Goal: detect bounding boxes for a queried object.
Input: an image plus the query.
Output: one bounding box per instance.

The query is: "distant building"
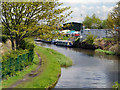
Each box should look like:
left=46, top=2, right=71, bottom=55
left=62, top=22, right=83, bottom=31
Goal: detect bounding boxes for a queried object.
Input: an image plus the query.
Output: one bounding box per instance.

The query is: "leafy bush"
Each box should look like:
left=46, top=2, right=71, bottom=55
left=0, top=35, right=9, bottom=43
left=85, top=32, right=97, bottom=45
left=75, top=37, right=80, bottom=42
left=112, top=81, right=120, bottom=90
left=73, top=37, right=80, bottom=46
left=19, top=38, right=35, bottom=50
left=2, top=49, right=34, bottom=78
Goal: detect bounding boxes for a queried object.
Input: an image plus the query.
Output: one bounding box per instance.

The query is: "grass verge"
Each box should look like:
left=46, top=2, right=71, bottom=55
left=2, top=45, right=72, bottom=88
left=95, top=49, right=116, bottom=55
left=15, top=46, right=72, bottom=88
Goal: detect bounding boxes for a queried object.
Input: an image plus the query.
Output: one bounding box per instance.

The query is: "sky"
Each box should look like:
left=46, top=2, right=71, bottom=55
left=59, top=0, right=119, bottom=23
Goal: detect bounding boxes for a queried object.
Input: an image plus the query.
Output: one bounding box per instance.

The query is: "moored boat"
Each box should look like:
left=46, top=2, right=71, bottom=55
left=55, top=40, right=73, bottom=47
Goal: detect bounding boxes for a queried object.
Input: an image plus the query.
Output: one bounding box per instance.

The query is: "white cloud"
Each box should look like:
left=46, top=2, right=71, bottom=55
left=59, top=0, right=119, bottom=22
left=89, top=6, right=94, bottom=10
left=60, top=0, right=119, bottom=4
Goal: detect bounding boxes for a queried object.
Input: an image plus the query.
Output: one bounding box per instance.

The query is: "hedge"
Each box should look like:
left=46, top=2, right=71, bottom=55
left=1, top=38, right=35, bottom=79
left=1, top=49, right=34, bottom=79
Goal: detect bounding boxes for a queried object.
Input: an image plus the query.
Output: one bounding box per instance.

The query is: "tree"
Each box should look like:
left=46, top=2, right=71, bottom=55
left=106, top=13, right=114, bottom=29
left=83, top=14, right=102, bottom=29
left=108, top=1, right=120, bottom=43
left=111, top=1, right=120, bottom=27
left=101, top=20, right=107, bottom=29
left=83, top=15, right=92, bottom=29
left=1, top=1, right=72, bottom=50
left=91, top=14, right=102, bottom=29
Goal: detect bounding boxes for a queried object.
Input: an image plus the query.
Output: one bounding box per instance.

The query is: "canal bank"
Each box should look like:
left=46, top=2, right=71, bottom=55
left=37, top=42, right=120, bottom=88
left=73, top=37, right=120, bottom=56
left=2, top=45, right=72, bottom=88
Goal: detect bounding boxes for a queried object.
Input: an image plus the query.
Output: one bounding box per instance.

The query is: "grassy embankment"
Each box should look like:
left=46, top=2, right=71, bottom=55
left=2, top=45, right=72, bottom=88
left=95, top=49, right=116, bottom=55
left=94, top=38, right=119, bottom=55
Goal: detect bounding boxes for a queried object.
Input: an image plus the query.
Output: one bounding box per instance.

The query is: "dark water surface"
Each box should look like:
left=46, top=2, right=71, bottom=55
left=36, top=42, right=120, bottom=88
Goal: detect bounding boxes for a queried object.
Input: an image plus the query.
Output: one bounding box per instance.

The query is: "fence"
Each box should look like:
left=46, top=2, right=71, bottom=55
left=1, top=50, right=34, bottom=78
left=81, top=29, right=113, bottom=40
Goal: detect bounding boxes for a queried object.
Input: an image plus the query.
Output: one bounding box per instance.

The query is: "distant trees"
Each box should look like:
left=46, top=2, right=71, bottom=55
left=82, top=15, right=92, bottom=29
left=101, top=20, right=107, bottom=29
left=91, top=14, right=102, bottom=29
left=83, top=14, right=102, bottom=29
left=2, top=1, right=72, bottom=50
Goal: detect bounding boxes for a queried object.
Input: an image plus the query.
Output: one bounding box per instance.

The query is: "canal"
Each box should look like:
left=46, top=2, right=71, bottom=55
left=36, top=42, right=120, bottom=88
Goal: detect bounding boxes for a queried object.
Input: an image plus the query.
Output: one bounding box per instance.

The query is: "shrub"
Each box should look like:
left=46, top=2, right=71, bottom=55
left=2, top=49, right=34, bottom=78
left=19, top=38, right=35, bottom=50
left=75, top=37, right=80, bottom=42
left=85, top=32, right=97, bottom=45
left=0, top=35, right=9, bottom=43
left=112, top=81, right=120, bottom=90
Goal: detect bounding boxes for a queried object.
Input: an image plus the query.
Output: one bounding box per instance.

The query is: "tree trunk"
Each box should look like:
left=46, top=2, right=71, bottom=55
left=11, top=40, right=15, bottom=50
left=16, top=39, right=19, bottom=50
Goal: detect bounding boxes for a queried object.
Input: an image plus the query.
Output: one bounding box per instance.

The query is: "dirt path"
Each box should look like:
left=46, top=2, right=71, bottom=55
left=9, top=52, right=42, bottom=88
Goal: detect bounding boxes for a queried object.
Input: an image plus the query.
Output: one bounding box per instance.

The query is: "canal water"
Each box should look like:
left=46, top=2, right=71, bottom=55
left=36, top=42, right=120, bottom=88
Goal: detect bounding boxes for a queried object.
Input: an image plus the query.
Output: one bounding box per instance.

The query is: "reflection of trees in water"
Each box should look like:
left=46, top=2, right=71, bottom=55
left=67, top=47, right=95, bottom=55
left=66, top=47, right=120, bottom=61
left=94, top=53, right=120, bottom=61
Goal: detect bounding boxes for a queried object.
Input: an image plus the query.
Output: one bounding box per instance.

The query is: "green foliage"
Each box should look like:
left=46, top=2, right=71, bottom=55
left=102, top=37, right=114, bottom=41
left=16, top=46, right=72, bottom=88
left=112, top=81, right=120, bottom=90
left=85, top=32, right=97, bottom=45
left=106, top=1, right=120, bottom=43
left=75, top=37, right=80, bottom=42
left=1, top=2, right=72, bottom=50
left=83, top=14, right=102, bottom=29
left=101, top=20, right=108, bottom=29
left=2, top=49, right=34, bottom=79
left=83, top=15, right=92, bottom=29
left=58, top=35, right=70, bottom=40
left=0, top=35, right=9, bottom=43
left=111, top=1, right=120, bottom=27
left=46, top=48, right=72, bottom=67
left=95, top=49, right=116, bottom=55
left=91, top=14, right=102, bottom=29
left=106, top=13, right=114, bottom=29
left=2, top=45, right=72, bottom=88
left=2, top=50, right=39, bottom=88
left=73, top=37, right=80, bottom=46
left=19, top=38, right=35, bottom=50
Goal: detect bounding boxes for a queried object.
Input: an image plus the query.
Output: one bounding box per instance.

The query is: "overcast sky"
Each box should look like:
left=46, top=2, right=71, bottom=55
left=59, top=0, right=119, bottom=23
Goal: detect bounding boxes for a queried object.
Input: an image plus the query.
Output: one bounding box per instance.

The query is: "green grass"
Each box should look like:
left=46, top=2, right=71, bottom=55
left=46, top=48, right=72, bottom=67
left=95, top=49, right=116, bottom=55
left=102, top=37, right=114, bottom=41
left=16, top=46, right=61, bottom=88
left=2, top=45, right=72, bottom=88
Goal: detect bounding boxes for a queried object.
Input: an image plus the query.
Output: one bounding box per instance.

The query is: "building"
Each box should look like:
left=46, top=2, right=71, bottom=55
left=62, top=22, right=83, bottom=31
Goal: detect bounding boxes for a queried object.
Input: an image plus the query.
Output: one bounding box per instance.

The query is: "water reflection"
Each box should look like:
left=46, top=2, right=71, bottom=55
left=36, top=42, right=120, bottom=88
